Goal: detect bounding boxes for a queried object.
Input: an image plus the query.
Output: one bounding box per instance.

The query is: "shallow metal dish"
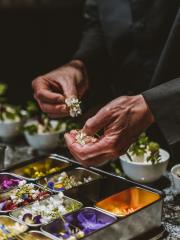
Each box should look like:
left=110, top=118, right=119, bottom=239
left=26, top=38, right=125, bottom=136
left=0, top=184, right=52, bottom=213
left=19, top=230, right=53, bottom=240
left=41, top=207, right=116, bottom=240
left=0, top=215, right=28, bottom=238
left=0, top=173, right=23, bottom=193
left=37, top=167, right=102, bottom=193
left=95, top=186, right=161, bottom=217
left=10, top=156, right=71, bottom=181
left=10, top=194, right=83, bottom=227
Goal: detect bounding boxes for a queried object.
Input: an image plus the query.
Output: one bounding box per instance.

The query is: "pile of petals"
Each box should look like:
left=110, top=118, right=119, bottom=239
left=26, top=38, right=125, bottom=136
left=54, top=209, right=111, bottom=240
left=19, top=192, right=81, bottom=225
left=65, top=209, right=111, bottom=236
left=23, top=165, right=62, bottom=179
left=0, top=222, right=27, bottom=239
left=55, top=223, right=85, bottom=240
left=0, top=180, right=50, bottom=211
left=47, top=171, right=93, bottom=191
left=0, top=177, right=22, bottom=191
left=70, top=130, right=98, bottom=146
left=65, top=98, right=82, bottom=118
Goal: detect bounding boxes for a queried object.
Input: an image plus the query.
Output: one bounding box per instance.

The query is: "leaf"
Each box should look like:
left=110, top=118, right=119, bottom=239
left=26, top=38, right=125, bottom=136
left=0, top=83, right=7, bottom=96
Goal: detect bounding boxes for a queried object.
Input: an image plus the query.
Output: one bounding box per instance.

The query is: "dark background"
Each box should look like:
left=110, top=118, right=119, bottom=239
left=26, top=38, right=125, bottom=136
left=0, top=0, right=84, bottom=105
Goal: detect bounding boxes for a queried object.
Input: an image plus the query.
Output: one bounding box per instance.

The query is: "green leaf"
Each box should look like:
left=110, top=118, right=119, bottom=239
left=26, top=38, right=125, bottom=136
left=0, top=83, right=7, bottom=96
left=23, top=125, right=38, bottom=135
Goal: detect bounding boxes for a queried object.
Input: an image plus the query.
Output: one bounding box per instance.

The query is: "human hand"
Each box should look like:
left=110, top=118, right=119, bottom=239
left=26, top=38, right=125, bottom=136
left=32, top=60, right=89, bottom=118
left=65, top=95, right=155, bottom=167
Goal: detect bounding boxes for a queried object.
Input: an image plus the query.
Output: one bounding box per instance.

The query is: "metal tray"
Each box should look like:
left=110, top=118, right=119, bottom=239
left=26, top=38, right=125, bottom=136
left=8, top=155, right=71, bottom=181
left=0, top=173, right=24, bottom=193
left=37, top=167, right=102, bottom=193
left=19, top=230, right=53, bottom=240
left=1, top=154, right=164, bottom=240
left=41, top=207, right=117, bottom=240
left=0, top=215, right=28, bottom=237
left=10, top=195, right=83, bottom=228
left=0, top=183, right=52, bottom=213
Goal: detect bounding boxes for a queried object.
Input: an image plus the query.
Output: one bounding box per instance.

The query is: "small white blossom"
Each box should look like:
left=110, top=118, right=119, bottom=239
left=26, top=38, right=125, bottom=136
left=65, top=98, right=82, bottom=118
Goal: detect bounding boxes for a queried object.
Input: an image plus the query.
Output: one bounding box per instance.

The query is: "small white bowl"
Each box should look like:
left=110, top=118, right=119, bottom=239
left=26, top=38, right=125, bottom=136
left=0, top=120, right=22, bottom=141
left=120, top=149, right=169, bottom=184
left=24, top=131, right=61, bottom=152
left=24, top=120, right=64, bottom=152
left=24, top=128, right=60, bottom=152
left=171, top=164, right=180, bottom=194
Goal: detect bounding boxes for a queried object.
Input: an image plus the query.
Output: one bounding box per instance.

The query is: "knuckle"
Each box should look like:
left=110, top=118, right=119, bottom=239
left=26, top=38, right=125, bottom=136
left=32, top=76, right=42, bottom=87
left=36, top=90, right=44, bottom=99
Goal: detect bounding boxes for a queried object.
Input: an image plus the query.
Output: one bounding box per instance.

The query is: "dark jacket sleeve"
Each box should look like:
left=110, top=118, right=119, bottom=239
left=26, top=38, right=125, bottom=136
left=73, top=0, right=109, bottom=78
left=143, top=78, right=180, bottom=159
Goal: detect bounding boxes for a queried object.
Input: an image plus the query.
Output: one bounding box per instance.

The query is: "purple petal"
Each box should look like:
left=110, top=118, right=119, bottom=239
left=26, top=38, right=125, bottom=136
left=47, top=181, right=54, bottom=189
left=33, top=215, right=42, bottom=224
left=77, top=211, right=105, bottom=232
left=0, top=201, right=6, bottom=210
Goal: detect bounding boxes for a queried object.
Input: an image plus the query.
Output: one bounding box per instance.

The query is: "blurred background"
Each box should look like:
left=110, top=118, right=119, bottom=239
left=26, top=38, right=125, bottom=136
left=0, top=0, right=84, bottom=105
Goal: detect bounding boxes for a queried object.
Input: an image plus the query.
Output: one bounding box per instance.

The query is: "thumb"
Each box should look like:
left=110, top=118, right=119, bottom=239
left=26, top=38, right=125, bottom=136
left=82, top=108, right=110, bottom=136
left=60, top=78, right=78, bottom=99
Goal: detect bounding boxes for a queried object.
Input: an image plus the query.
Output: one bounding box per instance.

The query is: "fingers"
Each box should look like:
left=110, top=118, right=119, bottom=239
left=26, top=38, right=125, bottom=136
left=82, top=108, right=111, bottom=136
left=60, top=78, right=78, bottom=99
left=34, top=89, right=65, bottom=104
left=32, top=77, right=65, bottom=104
left=36, top=98, right=69, bottom=117
left=64, top=133, right=112, bottom=167
left=65, top=133, right=110, bottom=159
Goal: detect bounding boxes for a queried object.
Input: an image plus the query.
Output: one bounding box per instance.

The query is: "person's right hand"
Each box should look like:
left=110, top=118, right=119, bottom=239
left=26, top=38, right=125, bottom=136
left=32, top=60, right=89, bottom=118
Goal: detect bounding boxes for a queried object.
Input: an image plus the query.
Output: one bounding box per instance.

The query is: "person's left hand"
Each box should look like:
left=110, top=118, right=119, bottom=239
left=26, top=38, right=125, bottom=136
left=64, top=95, right=155, bottom=167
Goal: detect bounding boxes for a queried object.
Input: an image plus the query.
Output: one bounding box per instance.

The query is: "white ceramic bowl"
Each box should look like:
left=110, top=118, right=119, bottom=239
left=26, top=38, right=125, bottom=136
left=120, top=149, right=170, bottom=183
left=171, top=164, right=180, bottom=194
left=0, top=120, right=21, bottom=141
left=25, top=131, right=61, bottom=151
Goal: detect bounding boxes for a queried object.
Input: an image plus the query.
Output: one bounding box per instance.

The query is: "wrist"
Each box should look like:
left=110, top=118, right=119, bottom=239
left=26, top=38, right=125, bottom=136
left=137, top=94, right=155, bottom=125
left=69, top=59, right=89, bottom=81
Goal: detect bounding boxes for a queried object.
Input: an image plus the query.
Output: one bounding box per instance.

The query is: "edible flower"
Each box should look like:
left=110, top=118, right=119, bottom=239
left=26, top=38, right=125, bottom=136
left=65, top=98, right=82, bottom=118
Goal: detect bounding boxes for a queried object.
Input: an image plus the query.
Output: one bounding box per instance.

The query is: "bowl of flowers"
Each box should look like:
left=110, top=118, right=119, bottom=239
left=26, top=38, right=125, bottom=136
left=0, top=83, right=27, bottom=141
left=23, top=114, right=67, bottom=151
left=23, top=100, right=80, bottom=151
left=120, top=133, right=170, bottom=183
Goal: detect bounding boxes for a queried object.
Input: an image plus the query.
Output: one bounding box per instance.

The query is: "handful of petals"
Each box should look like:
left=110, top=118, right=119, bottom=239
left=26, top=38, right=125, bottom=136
left=70, top=130, right=98, bottom=146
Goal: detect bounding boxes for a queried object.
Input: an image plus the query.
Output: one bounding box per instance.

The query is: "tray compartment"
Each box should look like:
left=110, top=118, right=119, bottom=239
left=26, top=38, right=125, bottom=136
left=0, top=173, right=23, bottom=193
left=10, top=194, right=83, bottom=227
left=19, top=230, right=53, bottom=239
left=0, top=215, right=28, bottom=238
left=0, top=184, right=51, bottom=213
left=41, top=207, right=116, bottom=239
left=37, top=167, right=102, bottom=192
left=95, top=187, right=160, bottom=217
left=10, top=156, right=71, bottom=181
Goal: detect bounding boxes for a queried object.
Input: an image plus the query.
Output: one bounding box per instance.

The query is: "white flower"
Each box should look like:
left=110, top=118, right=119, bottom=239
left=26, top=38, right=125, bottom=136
left=18, top=180, right=27, bottom=187
left=58, top=191, right=64, bottom=199
left=65, top=98, right=82, bottom=118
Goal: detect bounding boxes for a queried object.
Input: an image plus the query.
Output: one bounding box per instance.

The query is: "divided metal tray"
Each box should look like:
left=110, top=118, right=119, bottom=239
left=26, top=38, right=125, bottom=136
left=0, top=154, right=165, bottom=240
